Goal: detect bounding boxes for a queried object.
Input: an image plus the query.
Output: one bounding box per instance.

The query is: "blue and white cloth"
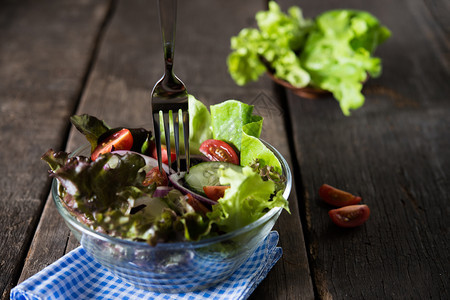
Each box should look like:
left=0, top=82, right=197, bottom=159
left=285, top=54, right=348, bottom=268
left=11, top=231, right=282, bottom=300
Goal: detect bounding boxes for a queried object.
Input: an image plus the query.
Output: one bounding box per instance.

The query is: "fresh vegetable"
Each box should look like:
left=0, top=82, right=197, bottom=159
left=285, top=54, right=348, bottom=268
left=207, top=166, right=289, bottom=232
left=43, top=96, right=289, bottom=245
left=169, top=172, right=218, bottom=206
left=186, top=194, right=211, bottom=214
left=319, top=184, right=362, bottom=207
left=184, top=161, right=242, bottom=195
left=143, top=166, right=169, bottom=187
left=199, top=139, right=239, bottom=164
left=42, top=149, right=213, bottom=244
left=328, top=204, right=370, bottom=228
left=209, top=99, right=281, bottom=172
left=91, top=128, right=133, bottom=161
left=250, top=158, right=286, bottom=192
left=70, top=114, right=152, bottom=156
left=70, top=114, right=110, bottom=152
left=203, top=186, right=230, bottom=202
left=151, top=144, right=176, bottom=166
left=227, top=1, right=391, bottom=115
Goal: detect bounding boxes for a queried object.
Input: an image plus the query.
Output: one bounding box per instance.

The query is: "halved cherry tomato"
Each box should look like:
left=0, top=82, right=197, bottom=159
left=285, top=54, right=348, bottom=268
left=151, top=144, right=176, bottom=165
left=328, top=204, right=370, bottom=228
left=199, top=139, right=239, bottom=165
left=319, top=184, right=362, bottom=207
left=186, top=194, right=210, bottom=214
left=203, top=186, right=230, bottom=201
left=143, top=166, right=168, bottom=187
left=91, top=128, right=133, bottom=160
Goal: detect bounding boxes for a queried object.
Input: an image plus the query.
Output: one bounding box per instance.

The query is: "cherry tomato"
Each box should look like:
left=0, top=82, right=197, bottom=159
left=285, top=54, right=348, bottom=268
left=319, top=184, right=362, bottom=207
left=203, top=185, right=230, bottom=201
left=328, top=204, right=370, bottom=228
left=151, top=144, right=176, bottom=165
left=199, top=139, right=239, bottom=165
left=186, top=194, right=210, bottom=214
left=143, top=166, right=168, bottom=187
left=91, top=128, right=133, bottom=160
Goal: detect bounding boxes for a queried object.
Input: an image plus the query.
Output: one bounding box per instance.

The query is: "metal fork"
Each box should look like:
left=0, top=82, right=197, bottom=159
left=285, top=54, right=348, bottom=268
left=151, top=0, right=189, bottom=174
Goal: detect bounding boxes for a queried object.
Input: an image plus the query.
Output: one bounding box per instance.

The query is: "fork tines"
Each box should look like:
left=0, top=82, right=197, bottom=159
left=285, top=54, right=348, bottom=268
left=152, top=99, right=189, bottom=174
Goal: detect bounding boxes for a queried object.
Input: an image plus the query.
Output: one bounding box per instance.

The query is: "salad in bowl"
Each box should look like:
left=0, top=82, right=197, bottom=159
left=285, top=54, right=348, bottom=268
left=42, top=96, right=291, bottom=292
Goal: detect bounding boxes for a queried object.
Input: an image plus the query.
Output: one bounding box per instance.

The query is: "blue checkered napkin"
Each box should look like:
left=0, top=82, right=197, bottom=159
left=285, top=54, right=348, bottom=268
left=11, top=231, right=282, bottom=300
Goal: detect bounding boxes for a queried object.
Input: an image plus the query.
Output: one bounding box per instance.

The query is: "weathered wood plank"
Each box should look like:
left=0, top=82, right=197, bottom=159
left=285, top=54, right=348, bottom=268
left=0, top=0, right=111, bottom=298
left=278, top=0, right=450, bottom=298
left=25, top=0, right=314, bottom=298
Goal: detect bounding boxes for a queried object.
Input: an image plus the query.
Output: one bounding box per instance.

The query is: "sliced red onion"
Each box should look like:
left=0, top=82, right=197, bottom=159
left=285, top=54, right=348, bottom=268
left=153, top=186, right=173, bottom=198
left=168, top=172, right=218, bottom=206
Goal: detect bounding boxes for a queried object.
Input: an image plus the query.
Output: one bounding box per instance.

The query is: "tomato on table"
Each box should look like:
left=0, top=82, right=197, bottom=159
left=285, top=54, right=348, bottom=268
left=199, top=139, right=239, bottom=165
left=203, top=185, right=230, bottom=201
left=328, top=204, right=370, bottom=228
left=91, top=128, right=133, bottom=160
left=319, top=184, right=362, bottom=207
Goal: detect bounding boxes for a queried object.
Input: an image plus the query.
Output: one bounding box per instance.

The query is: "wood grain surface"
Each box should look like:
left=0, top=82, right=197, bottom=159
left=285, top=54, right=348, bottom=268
left=0, top=0, right=110, bottom=298
left=1, top=0, right=448, bottom=299
left=280, top=0, right=449, bottom=298
left=13, top=0, right=314, bottom=299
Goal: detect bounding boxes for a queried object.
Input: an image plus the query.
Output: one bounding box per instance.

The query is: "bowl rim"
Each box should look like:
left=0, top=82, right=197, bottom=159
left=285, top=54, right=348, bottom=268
left=52, top=139, right=292, bottom=249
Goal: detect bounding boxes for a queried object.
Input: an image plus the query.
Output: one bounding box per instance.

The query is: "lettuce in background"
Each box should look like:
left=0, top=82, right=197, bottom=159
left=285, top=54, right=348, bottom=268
left=301, top=9, right=391, bottom=115
left=227, top=2, right=391, bottom=115
left=228, top=2, right=311, bottom=88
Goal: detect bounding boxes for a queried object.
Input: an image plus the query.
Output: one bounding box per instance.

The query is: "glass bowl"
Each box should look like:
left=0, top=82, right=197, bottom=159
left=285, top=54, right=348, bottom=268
left=52, top=140, right=292, bottom=293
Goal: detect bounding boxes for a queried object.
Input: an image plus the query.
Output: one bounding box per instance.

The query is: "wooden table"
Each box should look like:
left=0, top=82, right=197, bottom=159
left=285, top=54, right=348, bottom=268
left=1, top=0, right=448, bottom=299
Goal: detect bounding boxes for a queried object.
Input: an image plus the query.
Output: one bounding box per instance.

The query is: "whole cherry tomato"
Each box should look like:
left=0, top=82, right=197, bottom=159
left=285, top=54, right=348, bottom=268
left=199, top=139, right=239, bottom=165
left=319, top=184, right=362, bottom=207
left=328, top=204, right=370, bottom=228
left=91, top=128, right=133, bottom=160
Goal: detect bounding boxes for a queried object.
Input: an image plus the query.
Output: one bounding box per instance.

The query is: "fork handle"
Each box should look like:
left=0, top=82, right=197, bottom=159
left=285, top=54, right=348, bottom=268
left=157, top=0, right=177, bottom=76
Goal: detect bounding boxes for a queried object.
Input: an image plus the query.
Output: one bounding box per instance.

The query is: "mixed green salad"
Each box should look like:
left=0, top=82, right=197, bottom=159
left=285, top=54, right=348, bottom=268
left=42, top=96, right=289, bottom=246
left=228, top=2, right=391, bottom=115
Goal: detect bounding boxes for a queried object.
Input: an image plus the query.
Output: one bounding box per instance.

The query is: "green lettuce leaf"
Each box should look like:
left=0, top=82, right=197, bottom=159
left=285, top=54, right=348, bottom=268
left=188, top=94, right=213, bottom=153
left=241, top=129, right=282, bottom=173
left=70, top=114, right=111, bottom=152
left=227, top=3, right=391, bottom=115
left=210, top=99, right=281, bottom=171
left=159, top=94, right=213, bottom=154
left=210, top=100, right=256, bottom=150
left=301, top=9, right=391, bottom=115
left=227, top=1, right=311, bottom=88
left=207, top=166, right=289, bottom=232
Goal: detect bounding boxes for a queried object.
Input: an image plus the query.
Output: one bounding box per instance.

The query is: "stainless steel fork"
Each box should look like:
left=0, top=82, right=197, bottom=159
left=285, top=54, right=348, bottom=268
left=152, top=0, right=189, bottom=174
